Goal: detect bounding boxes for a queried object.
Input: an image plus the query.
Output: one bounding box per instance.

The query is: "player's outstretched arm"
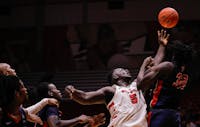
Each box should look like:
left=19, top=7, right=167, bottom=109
left=25, top=98, right=59, bottom=125
left=137, top=30, right=169, bottom=90
left=153, top=29, right=170, bottom=65
left=137, top=56, right=154, bottom=90
left=48, top=114, right=94, bottom=127
left=26, top=98, right=59, bottom=114
left=65, top=85, right=114, bottom=105
left=84, top=113, right=106, bottom=127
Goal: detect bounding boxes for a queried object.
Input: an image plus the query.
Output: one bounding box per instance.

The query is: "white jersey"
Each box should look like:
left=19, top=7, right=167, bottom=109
left=107, top=81, right=147, bottom=127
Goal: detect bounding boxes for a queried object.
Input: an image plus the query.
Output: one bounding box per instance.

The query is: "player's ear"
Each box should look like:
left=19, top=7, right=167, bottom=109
left=48, top=91, right=53, bottom=96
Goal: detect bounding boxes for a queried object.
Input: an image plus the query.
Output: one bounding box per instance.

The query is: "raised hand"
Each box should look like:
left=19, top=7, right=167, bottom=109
left=64, top=85, right=75, bottom=99
left=26, top=111, right=43, bottom=125
left=47, top=98, right=59, bottom=107
left=143, top=56, right=154, bottom=69
left=88, top=113, right=106, bottom=127
left=78, top=114, right=92, bottom=124
left=157, top=29, right=170, bottom=46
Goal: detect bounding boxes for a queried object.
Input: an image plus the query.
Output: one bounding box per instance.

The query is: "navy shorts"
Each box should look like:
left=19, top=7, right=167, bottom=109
left=148, top=109, right=181, bottom=127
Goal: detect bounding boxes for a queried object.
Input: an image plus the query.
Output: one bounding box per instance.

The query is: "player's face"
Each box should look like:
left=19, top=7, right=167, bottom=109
left=113, top=68, right=132, bottom=85
left=0, top=63, right=16, bottom=76
left=48, top=83, right=62, bottom=99
left=113, top=68, right=132, bottom=79
left=16, top=80, right=28, bottom=104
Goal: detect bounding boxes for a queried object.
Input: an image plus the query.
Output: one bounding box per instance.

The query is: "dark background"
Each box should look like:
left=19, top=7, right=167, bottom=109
left=1, top=0, right=200, bottom=126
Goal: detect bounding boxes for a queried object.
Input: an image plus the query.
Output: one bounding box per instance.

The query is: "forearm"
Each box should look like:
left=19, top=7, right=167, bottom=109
left=138, top=70, right=159, bottom=91
left=137, top=61, right=147, bottom=87
left=26, top=98, right=49, bottom=114
left=153, top=44, right=165, bottom=65
left=71, top=89, right=105, bottom=105
left=154, top=29, right=169, bottom=64
left=72, top=90, right=97, bottom=105
left=56, top=118, right=83, bottom=127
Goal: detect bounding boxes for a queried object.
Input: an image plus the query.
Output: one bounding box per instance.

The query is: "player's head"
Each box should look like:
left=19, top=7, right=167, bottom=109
left=0, top=63, right=16, bottom=76
left=166, top=40, right=192, bottom=67
left=0, top=75, right=28, bottom=108
left=107, top=68, right=132, bottom=86
left=37, top=82, right=62, bottom=101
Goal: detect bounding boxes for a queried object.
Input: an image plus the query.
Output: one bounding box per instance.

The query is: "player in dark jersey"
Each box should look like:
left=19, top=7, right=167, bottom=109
left=138, top=38, right=193, bottom=127
left=36, top=82, right=106, bottom=127
left=0, top=75, right=29, bottom=127
left=0, top=63, right=61, bottom=126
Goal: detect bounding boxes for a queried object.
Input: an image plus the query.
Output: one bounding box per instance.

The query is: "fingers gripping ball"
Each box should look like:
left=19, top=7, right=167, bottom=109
left=158, top=7, right=179, bottom=28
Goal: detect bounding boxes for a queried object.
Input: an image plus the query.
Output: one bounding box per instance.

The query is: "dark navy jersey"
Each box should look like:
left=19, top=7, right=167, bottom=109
left=1, top=107, right=27, bottom=127
left=150, top=65, right=190, bottom=109
left=37, top=105, right=60, bottom=127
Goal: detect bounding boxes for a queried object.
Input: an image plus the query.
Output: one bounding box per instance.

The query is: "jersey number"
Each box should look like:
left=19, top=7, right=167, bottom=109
left=129, top=93, right=138, bottom=104
left=172, top=72, right=189, bottom=90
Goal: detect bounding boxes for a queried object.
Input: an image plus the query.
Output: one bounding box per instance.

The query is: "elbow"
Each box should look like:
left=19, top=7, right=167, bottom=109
left=165, top=62, right=174, bottom=70
left=55, top=120, right=65, bottom=127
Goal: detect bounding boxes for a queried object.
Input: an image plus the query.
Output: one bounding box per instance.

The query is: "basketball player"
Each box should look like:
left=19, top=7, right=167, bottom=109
left=138, top=35, right=193, bottom=126
left=0, top=63, right=16, bottom=76
left=0, top=63, right=105, bottom=127
left=36, top=82, right=106, bottom=127
left=0, top=63, right=59, bottom=125
left=65, top=29, right=169, bottom=127
left=0, top=75, right=32, bottom=127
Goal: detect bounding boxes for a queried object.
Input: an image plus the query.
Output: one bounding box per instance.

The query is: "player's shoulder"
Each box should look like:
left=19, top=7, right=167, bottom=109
left=100, top=86, right=115, bottom=94
left=163, top=61, right=174, bottom=66
left=157, top=61, right=175, bottom=71
left=158, top=61, right=175, bottom=78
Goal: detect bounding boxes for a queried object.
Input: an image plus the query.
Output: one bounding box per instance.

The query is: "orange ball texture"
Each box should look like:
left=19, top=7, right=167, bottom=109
left=158, top=7, right=179, bottom=28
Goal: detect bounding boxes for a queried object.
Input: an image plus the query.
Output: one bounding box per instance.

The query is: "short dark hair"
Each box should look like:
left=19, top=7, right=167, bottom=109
left=36, top=82, right=50, bottom=100
left=0, top=75, right=21, bottom=107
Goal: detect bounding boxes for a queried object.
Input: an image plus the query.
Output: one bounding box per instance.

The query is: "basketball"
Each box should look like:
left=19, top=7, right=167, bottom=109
left=158, top=7, right=179, bottom=28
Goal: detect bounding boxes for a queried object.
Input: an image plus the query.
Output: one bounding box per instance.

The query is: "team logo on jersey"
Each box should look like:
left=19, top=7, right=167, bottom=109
left=172, top=72, right=189, bottom=90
